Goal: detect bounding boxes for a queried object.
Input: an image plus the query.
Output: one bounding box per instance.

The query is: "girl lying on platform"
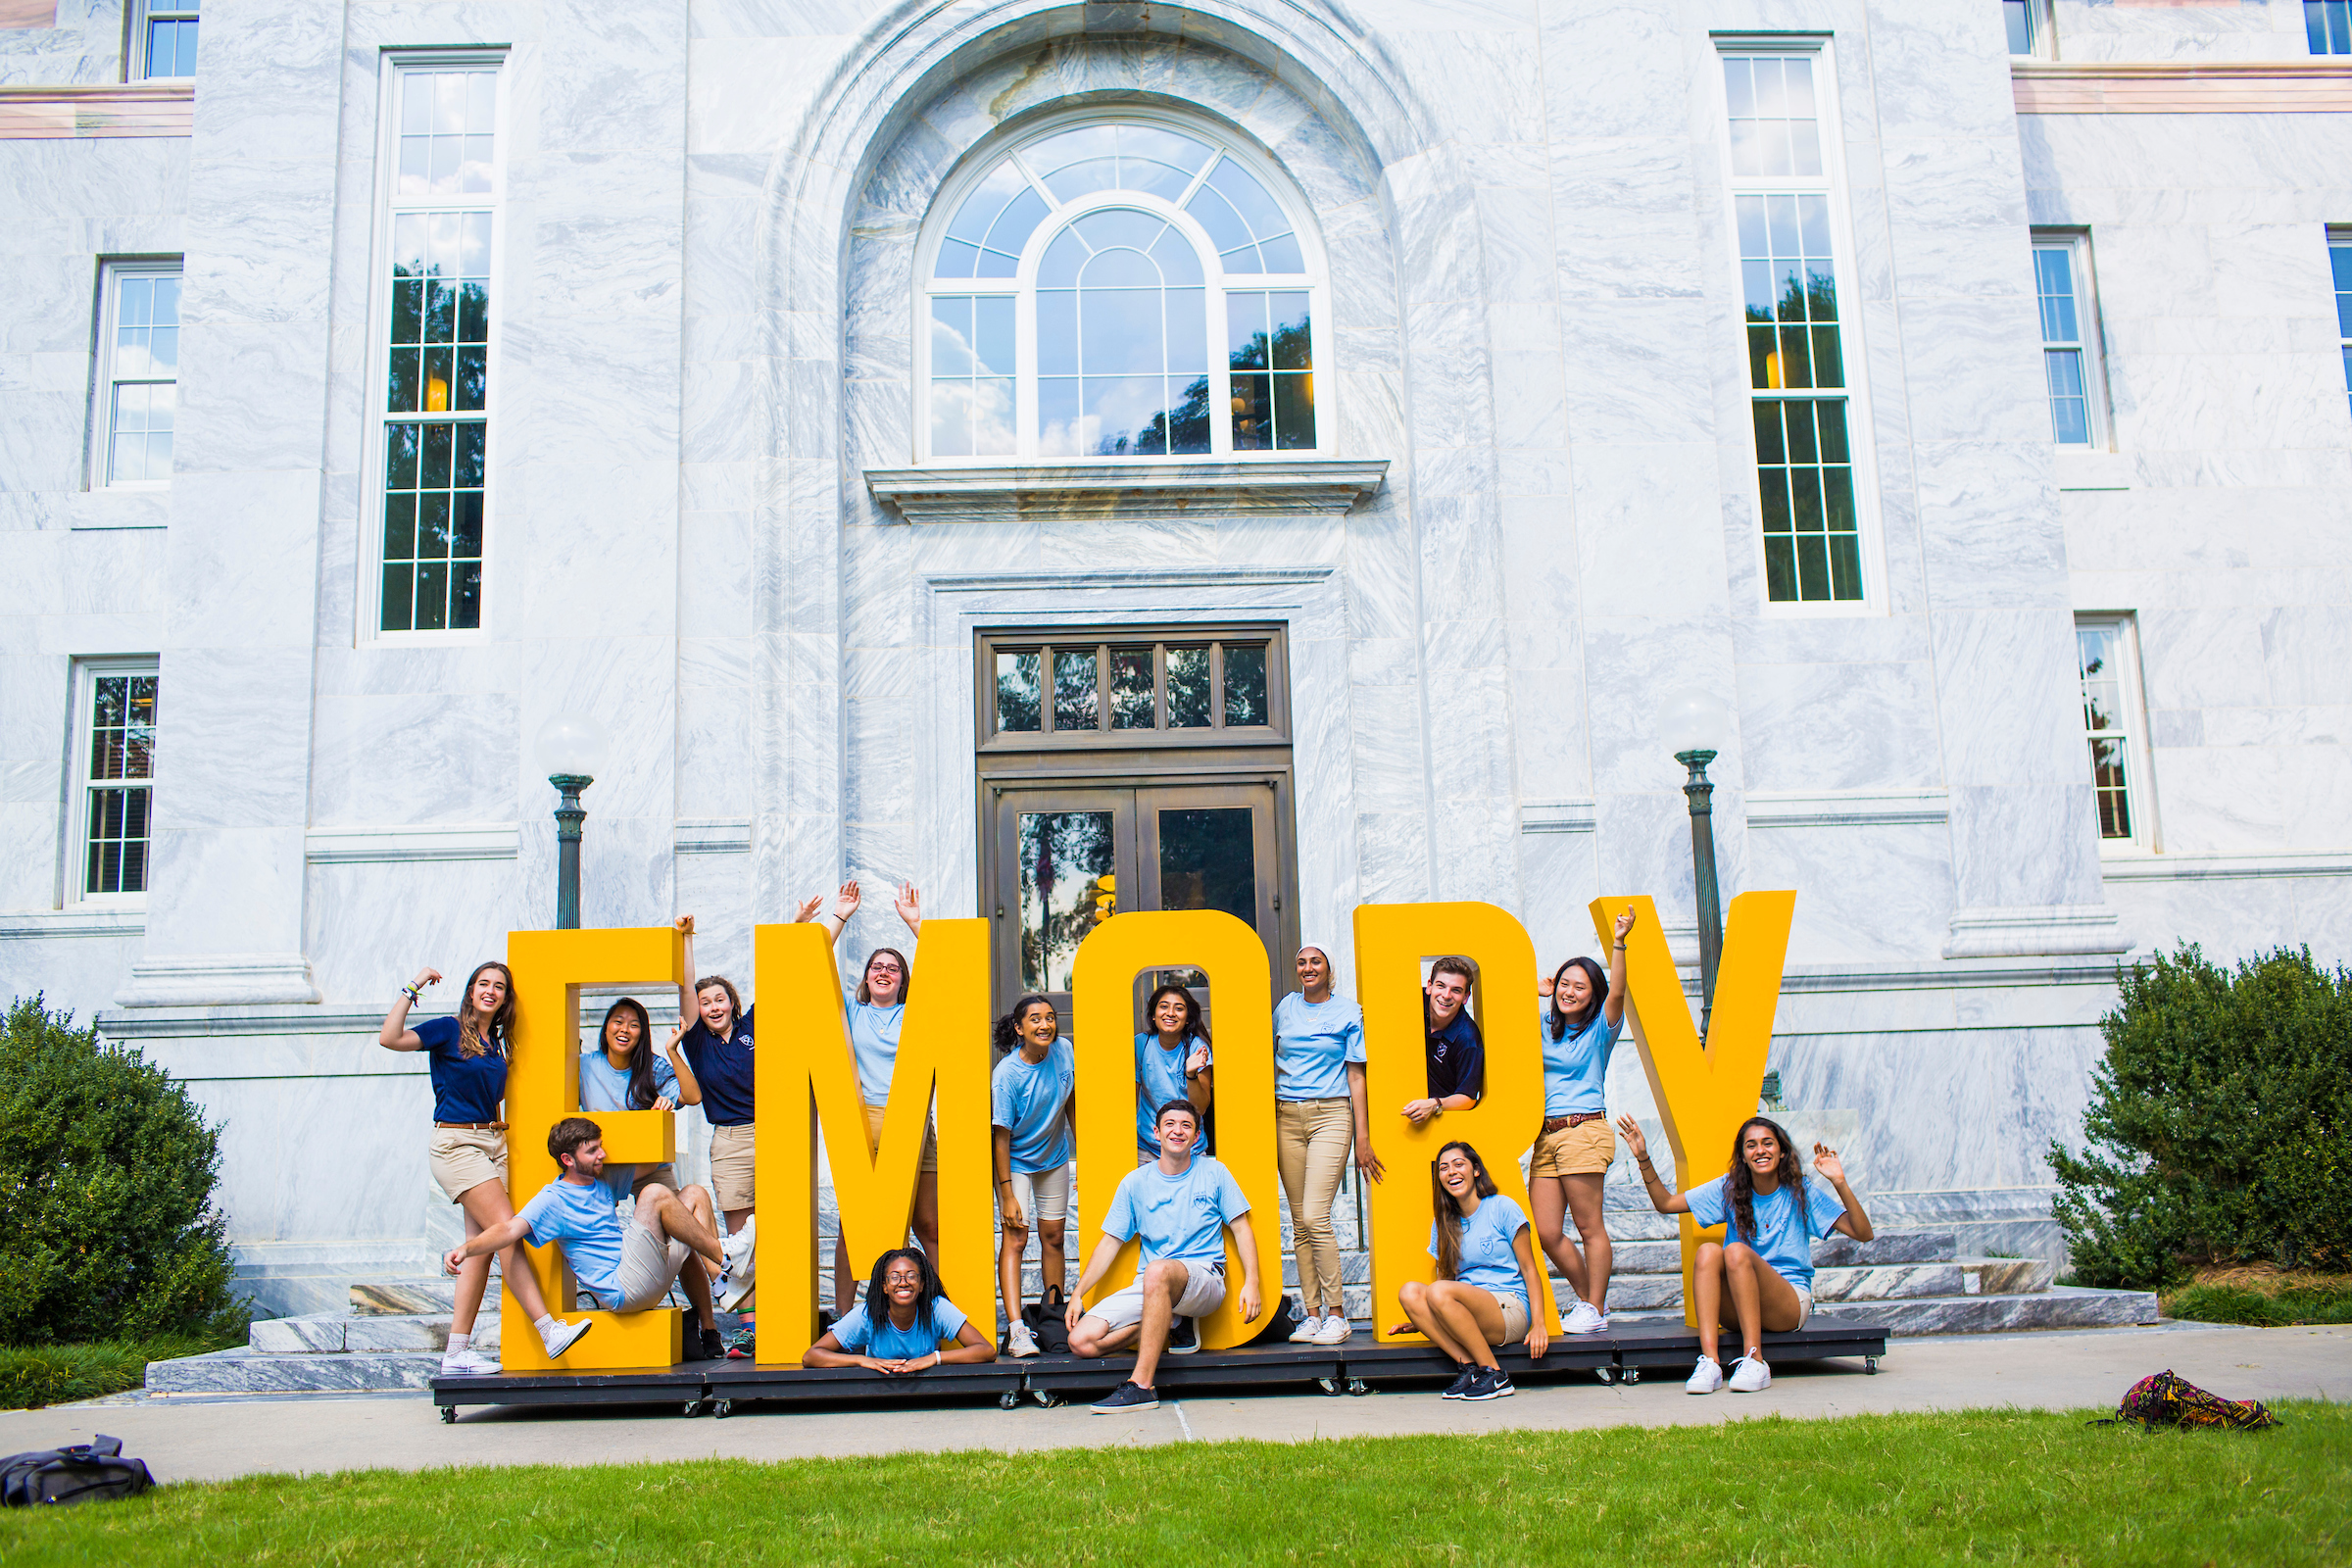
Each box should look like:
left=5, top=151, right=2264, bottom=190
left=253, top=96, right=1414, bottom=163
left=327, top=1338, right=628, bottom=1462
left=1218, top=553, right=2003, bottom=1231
left=1389, top=1140, right=1549, bottom=1401
left=1616, top=1113, right=1872, bottom=1395
left=803, top=1249, right=996, bottom=1375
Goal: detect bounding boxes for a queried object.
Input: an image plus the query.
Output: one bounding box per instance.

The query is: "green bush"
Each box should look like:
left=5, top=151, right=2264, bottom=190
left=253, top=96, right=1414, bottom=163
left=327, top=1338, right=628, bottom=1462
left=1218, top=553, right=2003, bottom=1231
left=2162, top=1282, right=2352, bottom=1328
left=0, top=995, right=247, bottom=1346
left=2049, top=945, right=2352, bottom=1290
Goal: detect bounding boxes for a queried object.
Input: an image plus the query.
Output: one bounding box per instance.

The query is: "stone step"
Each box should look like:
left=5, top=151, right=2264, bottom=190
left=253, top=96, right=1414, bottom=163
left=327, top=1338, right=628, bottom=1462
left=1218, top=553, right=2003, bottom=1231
left=1958, top=1256, right=2060, bottom=1296
left=1817, top=1284, right=2158, bottom=1337
left=250, top=1311, right=466, bottom=1354
left=352, top=1281, right=458, bottom=1317
left=146, top=1347, right=446, bottom=1396
left=1814, top=1232, right=1957, bottom=1267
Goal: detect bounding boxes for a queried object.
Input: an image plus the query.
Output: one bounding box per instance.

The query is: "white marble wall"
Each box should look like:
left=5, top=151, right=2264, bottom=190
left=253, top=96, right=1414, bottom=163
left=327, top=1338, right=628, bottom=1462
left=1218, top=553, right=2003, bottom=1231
left=0, top=0, right=127, bottom=84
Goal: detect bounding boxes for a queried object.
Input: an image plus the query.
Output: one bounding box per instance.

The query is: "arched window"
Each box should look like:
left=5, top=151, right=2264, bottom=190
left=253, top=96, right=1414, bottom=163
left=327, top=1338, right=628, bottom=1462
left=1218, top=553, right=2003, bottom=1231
left=920, top=115, right=1321, bottom=463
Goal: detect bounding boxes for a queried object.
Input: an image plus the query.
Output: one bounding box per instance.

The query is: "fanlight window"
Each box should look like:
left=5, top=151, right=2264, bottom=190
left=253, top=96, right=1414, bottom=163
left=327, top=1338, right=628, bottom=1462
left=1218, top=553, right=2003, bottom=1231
left=923, top=119, right=1320, bottom=462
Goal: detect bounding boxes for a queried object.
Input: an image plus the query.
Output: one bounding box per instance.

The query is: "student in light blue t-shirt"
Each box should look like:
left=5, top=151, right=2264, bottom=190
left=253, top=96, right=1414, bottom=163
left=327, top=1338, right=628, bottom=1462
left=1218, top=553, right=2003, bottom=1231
left=1135, top=983, right=1213, bottom=1159
left=1529, top=905, right=1637, bottom=1338
left=804, top=1248, right=996, bottom=1375
left=1390, top=1140, right=1550, bottom=1402
left=1619, top=1112, right=1874, bottom=1396
left=1271, top=943, right=1376, bottom=1347
left=992, top=995, right=1077, bottom=1358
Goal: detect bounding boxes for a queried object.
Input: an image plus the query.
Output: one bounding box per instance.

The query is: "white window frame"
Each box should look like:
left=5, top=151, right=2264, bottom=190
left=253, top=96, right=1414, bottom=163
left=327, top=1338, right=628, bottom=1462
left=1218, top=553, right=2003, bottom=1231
left=2075, top=612, right=2158, bottom=856
left=2032, top=229, right=2109, bottom=450
left=912, top=107, right=1331, bottom=466
left=2328, top=227, right=2352, bottom=421
left=65, top=657, right=161, bottom=909
left=91, top=257, right=183, bottom=492
left=128, top=0, right=199, bottom=81
left=1712, top=36, right=1887, bottom=617
left=358, top=50, right=507, bottom=647
left=2004, top=0, right=2055, bottom=60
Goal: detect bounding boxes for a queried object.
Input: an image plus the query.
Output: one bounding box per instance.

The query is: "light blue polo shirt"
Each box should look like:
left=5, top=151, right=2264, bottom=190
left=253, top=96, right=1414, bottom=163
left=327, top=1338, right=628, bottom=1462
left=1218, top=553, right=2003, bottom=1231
left=1430, top=1192, right=1531, bottom=1304
left=831, top=1297, right=970, bottom=1361
left=1103, top=1152, right=1250, bottom=1267
left=1539, top=1003, right=1622, bottom=1118
left=1135, top=1031, right=1211, bottom=1155
left=1271, top=993, right=1365, bottom=1102
left=847, top=1000, right=906, bottom=1105
left=1687, top=1175, right=1847, bottom=1292
left=517, top=1177, right=627, bottom=1308
left=991, top=1036, right=1076, bottom=1173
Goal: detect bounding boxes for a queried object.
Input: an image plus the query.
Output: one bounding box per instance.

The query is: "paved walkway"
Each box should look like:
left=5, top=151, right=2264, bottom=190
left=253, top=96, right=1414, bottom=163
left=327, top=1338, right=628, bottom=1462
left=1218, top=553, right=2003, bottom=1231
left=4, top=1321, right=2343, bottom=1486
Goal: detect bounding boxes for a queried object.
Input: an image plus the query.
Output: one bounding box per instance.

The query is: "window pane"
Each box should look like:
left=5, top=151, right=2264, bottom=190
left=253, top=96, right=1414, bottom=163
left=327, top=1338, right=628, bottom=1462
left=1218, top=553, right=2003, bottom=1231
left=1222, top=644, right=1268, bottom=727
left=2046, top=349, right=2090, bottom=445
left=1110, top=647, right=1155, bottom=729
left=2005, top=0, right=2035, bottom=55
left=1166, top=647, right=1211, bottom=727
left=1053, top=648, right=1099, bottom=731
left=1753, top=400, right=1863, bottom=603
left=1157, top=808, right=1256, bottom=924
left=996, top=652, right=1041, bottom=732
left=1019, top=809, right=1114, bottom=993
left=1724, top=56, right=1822, bottom=177
left=2090, top=738, right=2132, bottom=838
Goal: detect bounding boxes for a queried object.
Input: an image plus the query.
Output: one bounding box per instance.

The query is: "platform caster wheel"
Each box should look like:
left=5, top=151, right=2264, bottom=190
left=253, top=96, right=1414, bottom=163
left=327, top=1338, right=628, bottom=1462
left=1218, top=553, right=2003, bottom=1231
left=1865, top=1357, right=1879, bottom=1376
left=1622, top=1367, right=1641, bottom=1386
left=998, top=1392, right=1020, bottom=1410
left=711, top=1398, right=734, bottom=1419
left=1315, top=1377, right=1341, bottom=1396
left=1344, top=1378, right=1371, bottom=1396
left=439, top=1405, right=457, bottom=1425
left=682, top=1398, right=710, bottom=1418
left=1595, top=1366, right=1616, bottom=1386
left=1033, top=1390, right=1063, bottom=1409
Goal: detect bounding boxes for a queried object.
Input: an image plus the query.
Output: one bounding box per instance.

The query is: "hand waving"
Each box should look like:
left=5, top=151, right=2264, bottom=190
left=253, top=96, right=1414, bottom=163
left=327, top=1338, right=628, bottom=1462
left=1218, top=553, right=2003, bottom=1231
left=1813, top=1143, right=1847, bottom=1186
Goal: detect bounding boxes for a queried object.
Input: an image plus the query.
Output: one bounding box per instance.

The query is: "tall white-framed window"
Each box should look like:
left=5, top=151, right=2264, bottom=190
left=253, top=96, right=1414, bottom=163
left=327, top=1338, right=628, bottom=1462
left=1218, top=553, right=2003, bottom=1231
left=94, top=259, right=182, bottom=489
left=2076, top=614, right=2155, bottom=852
left=2004, top=0, right=2053, bottom=58
left=2032, top=232, right=2106, bottom=448
left=130, top=0, right=198, bottom=79
left=917, top=112, right=1325, bottom=464
left=1716, top=42, right=1879, bottom=611
left=68, top=659, right=161, bottom=905
left=363, top=54, right=502, bottom=640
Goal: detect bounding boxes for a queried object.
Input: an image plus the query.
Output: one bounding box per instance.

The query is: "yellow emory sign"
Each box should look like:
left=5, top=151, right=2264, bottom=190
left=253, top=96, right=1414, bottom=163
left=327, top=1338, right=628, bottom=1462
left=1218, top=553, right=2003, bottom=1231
left=495, top=895, right=1793, bottom=1368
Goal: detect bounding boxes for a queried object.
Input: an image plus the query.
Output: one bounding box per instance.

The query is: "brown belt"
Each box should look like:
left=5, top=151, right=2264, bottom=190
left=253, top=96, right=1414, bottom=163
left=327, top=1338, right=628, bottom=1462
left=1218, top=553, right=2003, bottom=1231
left=436, top=1121, right=508, bottom=1131
left=1541, top=1111, right=1606, bottom=1135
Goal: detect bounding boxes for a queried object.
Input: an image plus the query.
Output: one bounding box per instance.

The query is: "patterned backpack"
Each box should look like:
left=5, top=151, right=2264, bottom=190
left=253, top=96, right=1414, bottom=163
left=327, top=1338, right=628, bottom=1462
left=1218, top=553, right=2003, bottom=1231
left=2112, top=1369, right=2278, bottom=1431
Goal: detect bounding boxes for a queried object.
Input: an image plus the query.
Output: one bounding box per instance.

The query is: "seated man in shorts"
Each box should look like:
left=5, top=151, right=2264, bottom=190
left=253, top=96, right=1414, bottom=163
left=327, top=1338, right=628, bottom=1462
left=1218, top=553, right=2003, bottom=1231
left=445, top=1116, right=727, bottom=1362
left=1065, top=1100, right=1262, bottom=1414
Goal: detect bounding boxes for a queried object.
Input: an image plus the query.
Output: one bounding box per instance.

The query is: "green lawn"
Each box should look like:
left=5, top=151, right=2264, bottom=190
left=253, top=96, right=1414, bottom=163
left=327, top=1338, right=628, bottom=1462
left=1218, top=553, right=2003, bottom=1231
left=2, top=1401, right=2344, bottom=1565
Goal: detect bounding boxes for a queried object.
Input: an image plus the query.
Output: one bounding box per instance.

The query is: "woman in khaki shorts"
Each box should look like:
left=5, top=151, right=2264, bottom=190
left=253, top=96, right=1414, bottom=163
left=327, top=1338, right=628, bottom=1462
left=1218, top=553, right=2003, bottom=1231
left=1529, top=906, right=1635, bottom=1336
left=675, top=916, right=761, bottom=1351
left=380, top=960, right=589, bottom=1377
left=1391, top=1140, right=1549, bottom=1402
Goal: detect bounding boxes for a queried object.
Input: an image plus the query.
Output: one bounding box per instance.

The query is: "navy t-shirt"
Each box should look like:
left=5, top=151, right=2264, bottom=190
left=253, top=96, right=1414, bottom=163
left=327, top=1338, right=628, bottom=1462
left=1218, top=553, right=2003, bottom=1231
left=679, top=1003, right=756, bottom=1126
left=416, top=1015, right=507, bottom=1124
left=1426, top=1010, right=1485, bottom=1102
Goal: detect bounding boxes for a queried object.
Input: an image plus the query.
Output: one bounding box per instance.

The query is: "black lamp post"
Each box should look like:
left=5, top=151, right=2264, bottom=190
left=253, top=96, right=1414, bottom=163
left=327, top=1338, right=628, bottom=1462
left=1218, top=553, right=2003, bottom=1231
left=534, top=713, right=612, bottom=931
left=1660, top=688, right=1734, bottom=1036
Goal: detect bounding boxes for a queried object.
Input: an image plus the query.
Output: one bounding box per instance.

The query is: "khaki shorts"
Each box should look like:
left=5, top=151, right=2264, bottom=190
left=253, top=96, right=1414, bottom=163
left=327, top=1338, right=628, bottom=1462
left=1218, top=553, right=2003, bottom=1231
left=1006, top=1163, right=1070, bottom=1227
left=1089, top=1259, right=1226, bottom=1330
left=428, top=1126, right=507, bottom=1204
left=863, top=1101, right=940, bottom=1175
left=710, top=1123, right=756, bottom=1211
left=622, top=1162, right=680, bottom=1199
left=1487, top=1289, right=1532, bottom=1343
left=1530, top=1116, right=1615, bottom=1179
left=610, top=1220, right=691, bottom=1312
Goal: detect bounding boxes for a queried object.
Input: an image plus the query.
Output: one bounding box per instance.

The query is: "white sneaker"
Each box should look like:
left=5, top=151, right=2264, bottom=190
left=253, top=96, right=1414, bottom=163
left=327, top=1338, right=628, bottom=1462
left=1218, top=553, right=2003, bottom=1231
left=1563, top=1301, right=1607, bottom=1335
left=1288, top=1313, right=1325, bottom=1344
left=1311, top=1313, right=1353, bottom=1346
left=541, top=1317, right=594, bottom=1361
left=1007, top=1321, right=1041, bottom=1359
left=438, top=1347, right=500, bottom=1377
left=1685, top=1354, right=1724, bottom=1395
left=1728, top=1354, right=1773, bottom=1393
left=717, top=1268, right=757, bottom=1312
left=720, top=1215, right=756, bottom=1278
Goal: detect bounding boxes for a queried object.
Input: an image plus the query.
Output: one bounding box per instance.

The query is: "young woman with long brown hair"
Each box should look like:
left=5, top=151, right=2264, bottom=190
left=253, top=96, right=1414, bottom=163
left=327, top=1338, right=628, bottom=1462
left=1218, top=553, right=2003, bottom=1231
left=380, top=959, right=591, bottom=1376
left=1389, top=1140, right=1549, bottom=1401
left=1135, top=982, right=1212, bottom=1161
left=1530, top=906, right=1635, bottom=1335
left=1617, top=1112, right=1872, bottom=1395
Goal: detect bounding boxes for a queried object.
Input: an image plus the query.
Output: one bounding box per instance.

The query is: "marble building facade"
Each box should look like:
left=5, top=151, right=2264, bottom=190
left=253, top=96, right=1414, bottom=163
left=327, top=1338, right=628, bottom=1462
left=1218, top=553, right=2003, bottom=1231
left=3, top=0, right=2348, bottom=1313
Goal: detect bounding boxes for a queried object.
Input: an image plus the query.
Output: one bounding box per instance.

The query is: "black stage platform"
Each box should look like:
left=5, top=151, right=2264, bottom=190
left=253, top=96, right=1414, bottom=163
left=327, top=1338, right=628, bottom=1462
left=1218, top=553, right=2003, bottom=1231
left=432, top=1317, right=1885, bottom=1421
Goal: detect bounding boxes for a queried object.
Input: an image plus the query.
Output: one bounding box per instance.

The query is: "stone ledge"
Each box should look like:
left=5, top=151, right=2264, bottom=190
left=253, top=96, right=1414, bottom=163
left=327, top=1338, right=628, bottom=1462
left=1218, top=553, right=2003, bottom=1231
left=1943, top=905, right=2134, bottom=960
left=866, top=459, right=1388, bottom=522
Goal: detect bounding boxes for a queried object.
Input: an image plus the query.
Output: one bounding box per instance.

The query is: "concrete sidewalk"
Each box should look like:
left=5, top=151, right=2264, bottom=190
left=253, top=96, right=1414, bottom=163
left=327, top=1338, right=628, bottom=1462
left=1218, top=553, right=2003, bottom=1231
left=4, top=1321, right=2343, bottom=1486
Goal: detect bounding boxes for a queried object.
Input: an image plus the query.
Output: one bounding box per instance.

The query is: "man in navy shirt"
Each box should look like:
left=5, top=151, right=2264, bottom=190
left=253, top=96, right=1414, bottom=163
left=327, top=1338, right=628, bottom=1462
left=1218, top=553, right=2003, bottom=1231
left=1402, top=956, right=1485, bottom=1127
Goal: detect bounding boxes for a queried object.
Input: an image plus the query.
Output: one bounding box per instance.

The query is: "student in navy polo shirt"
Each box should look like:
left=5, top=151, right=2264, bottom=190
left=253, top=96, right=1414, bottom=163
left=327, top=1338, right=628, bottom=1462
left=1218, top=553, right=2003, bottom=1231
left=1619, top=1113, right=1874, bottom=1396
left=1391, top=1139, right=1549, bottom=1400
left=1399, top=956, right=1485, bottom=1129
left=804, top=1248, right=996, bottom=1375
left=379, top=959, right=592, bottom=1377
left=675, top=912, right=771, bottom=1356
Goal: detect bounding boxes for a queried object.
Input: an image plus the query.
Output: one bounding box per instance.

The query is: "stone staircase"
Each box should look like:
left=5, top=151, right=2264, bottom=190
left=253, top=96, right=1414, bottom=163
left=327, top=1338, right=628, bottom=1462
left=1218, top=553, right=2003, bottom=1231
left=147, top=1280, right=480, bottom=1395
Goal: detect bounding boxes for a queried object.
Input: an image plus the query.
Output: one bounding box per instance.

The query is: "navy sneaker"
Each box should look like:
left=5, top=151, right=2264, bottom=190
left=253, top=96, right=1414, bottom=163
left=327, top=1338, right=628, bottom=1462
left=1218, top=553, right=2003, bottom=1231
left=1091, top=1380, right=1160, bottom=1414
left=1167, top=1315, right=1200, bottom=1355
left=1460, top=1365, right=1515, bottom=1401
left=1439, top=1362, right=1479, bottom=1399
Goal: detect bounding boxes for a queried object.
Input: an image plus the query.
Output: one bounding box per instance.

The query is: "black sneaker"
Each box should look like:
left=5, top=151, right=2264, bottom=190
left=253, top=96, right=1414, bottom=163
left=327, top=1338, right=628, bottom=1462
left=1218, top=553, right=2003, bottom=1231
left=1091, top=1380, right=1160, bottom=1414
left=1439, top=1362, right=1479, bottom=1399
left=726, top=1326, right=757, bottom=1360
left=1460, top=1365, right=1515, bottom=1401
left=1167, top=1316, right=1200, bottom=1355
left=698, top=1327, right=727, bottom=1362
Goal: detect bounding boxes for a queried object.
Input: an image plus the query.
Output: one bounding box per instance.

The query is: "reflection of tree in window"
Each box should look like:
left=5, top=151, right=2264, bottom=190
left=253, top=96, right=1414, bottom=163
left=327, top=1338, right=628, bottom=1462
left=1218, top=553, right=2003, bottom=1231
left=1223, top=645, right=1269, bottom=726
left=996, top=652, right=1041, bottom=731
left=1227, top=293, right=1314, bottom=450
left=1020, top=811, right=1114, bottom=992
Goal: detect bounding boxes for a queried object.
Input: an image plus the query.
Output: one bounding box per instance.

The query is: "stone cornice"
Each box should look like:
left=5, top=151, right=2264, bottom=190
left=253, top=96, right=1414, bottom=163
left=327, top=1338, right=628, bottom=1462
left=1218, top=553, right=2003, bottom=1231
left=865, top=460, right=1389, bottom=523
left=0, top=83, right=193, bottom=140
left=2014, top=60, right=2352, bottom=115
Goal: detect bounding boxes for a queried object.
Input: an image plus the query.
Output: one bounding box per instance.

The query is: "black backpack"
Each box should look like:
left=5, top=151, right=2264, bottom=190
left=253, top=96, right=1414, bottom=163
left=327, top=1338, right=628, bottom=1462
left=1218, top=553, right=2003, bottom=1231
left=1246, top=1293, right=1304, bottom=1347
left=1020, top=1283, right=1072, bottom=1355
left=0, top=1436, right=154, bottom=1506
